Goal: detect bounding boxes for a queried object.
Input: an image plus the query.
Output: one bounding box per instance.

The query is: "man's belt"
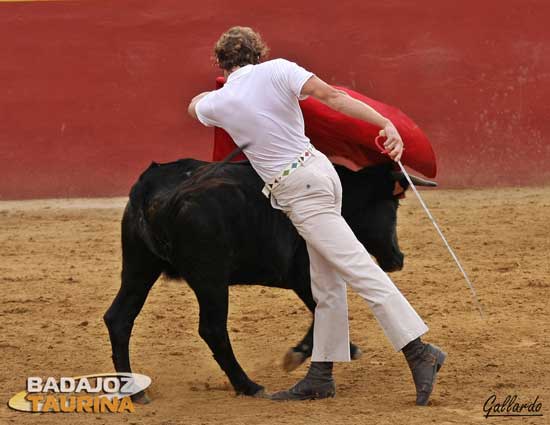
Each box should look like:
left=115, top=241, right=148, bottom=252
left=262, top=144, right=315, bottom=198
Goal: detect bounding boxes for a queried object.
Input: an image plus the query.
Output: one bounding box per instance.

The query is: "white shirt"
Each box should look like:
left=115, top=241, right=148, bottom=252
left=195, top=58, right=314, bottom=182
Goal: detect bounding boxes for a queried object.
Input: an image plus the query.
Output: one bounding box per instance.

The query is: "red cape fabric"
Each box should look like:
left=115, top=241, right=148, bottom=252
left=211, top=77, right=436, bottom=178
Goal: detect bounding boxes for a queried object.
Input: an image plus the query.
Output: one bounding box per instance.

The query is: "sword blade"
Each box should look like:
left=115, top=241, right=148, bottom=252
left=397, top=161, right=485, bottom=319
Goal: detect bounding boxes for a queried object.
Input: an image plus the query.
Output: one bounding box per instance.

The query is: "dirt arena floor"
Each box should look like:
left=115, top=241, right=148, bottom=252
left=0, top=187, right=549, bottom=425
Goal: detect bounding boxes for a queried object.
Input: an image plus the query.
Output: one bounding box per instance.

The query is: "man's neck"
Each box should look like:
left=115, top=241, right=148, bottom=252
left=224, top=66, right=241, bottom=78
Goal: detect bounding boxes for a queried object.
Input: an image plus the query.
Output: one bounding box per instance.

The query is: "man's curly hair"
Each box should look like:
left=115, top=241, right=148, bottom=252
left=214, top=26, right=269, bottom=71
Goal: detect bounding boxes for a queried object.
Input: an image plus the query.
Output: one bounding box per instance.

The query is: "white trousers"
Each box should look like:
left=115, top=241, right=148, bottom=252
left=269, top=148, right=428, bottom=361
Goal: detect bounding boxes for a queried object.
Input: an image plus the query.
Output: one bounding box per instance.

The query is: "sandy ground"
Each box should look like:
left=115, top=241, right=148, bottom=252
left=0, top=187, right=549, bottom=425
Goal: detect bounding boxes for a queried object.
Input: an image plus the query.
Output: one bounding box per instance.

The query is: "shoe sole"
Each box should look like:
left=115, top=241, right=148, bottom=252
left=271, top=391, right=336, bottom=401
left=270, top=386, right=336, bottom=401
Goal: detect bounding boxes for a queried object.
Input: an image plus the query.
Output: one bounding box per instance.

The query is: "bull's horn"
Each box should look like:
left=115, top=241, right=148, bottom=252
left=391, top=171, right=438, bottom=187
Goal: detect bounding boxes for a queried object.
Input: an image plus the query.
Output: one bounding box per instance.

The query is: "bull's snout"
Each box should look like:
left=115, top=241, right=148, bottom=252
left=379, top=251, right=404, bottom=273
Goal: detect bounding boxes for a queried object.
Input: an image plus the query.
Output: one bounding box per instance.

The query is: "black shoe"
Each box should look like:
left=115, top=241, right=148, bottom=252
left=271, top=361, right=335, bottom=401
left=406, top=343, right=446, bottom=405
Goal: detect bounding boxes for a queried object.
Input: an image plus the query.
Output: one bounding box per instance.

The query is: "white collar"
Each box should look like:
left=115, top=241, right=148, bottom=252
left=226, top=64, right=253, bottom=82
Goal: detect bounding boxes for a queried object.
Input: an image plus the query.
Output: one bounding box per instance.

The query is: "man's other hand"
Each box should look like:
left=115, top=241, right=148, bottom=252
left=380, top=123, right=404, bottom=162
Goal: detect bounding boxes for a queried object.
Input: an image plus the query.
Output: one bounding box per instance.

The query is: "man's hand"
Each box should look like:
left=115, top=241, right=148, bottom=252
left=380, top=122, right=404, bottom=162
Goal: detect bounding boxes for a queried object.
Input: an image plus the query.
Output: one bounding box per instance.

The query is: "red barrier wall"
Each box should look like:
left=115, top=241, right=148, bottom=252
left=1, top=0, right=549, bottom=199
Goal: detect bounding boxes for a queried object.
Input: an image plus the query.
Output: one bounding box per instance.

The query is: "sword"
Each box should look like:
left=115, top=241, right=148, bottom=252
left=375, top=135, right=485, bottom=319
left=188, top=143, right=251, bottom=184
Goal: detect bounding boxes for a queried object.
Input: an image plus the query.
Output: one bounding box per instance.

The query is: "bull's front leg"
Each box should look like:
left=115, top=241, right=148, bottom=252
left=192, top=284, right=265, bottom=397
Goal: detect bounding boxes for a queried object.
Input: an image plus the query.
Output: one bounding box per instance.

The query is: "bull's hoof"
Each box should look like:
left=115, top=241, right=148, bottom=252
left=252, top=387, right=270, bottom=399
left=283, top=344, right=362, bottom=371
left=351, top=344, right=363, bottom=360
left=236, top=383, right=265, bottom=397
left=131, top=390, right=151, bottom=404
left=282, top=348, right=307, bottom=372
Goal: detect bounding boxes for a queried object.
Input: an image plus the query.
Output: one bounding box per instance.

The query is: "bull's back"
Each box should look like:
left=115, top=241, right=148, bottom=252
left=125, top=158, right=301, bottom=284
left=128, top=158, right=206, bottom=209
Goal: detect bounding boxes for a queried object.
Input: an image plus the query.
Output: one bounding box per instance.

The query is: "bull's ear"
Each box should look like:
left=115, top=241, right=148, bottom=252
left=391, top=171, right=437, bottom=187
left=393, top=181, right=407, bottom=199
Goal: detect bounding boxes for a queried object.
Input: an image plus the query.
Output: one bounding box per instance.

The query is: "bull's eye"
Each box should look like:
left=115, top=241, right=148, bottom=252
left=394, top=191, right=406, bottom=199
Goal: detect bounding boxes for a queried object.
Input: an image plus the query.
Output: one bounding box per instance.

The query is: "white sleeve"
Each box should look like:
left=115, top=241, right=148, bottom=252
left=195, top=93, right=219, bottom=127
left=274, top=58, right=314, bottom=100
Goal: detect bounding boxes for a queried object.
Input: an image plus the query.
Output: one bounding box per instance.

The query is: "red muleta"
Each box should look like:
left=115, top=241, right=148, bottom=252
left=211, top=76, right=437, bottom=178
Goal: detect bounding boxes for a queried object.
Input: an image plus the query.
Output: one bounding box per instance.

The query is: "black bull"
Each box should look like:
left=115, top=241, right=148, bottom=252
left=104, top=157, right=435, bottom=399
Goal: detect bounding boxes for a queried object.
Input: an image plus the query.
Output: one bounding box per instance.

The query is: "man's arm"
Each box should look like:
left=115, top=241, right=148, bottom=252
left=188, top=91, right=211, bottom=121
left=301, top=76, right=404, bottom=162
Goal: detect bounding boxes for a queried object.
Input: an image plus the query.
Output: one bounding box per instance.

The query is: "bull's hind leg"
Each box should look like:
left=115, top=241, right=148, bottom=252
left=104, top=217, right=162, bottom=403
left=191, top=283, right=265, bottom=397
left=284, top=284, right=363, bottom=372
